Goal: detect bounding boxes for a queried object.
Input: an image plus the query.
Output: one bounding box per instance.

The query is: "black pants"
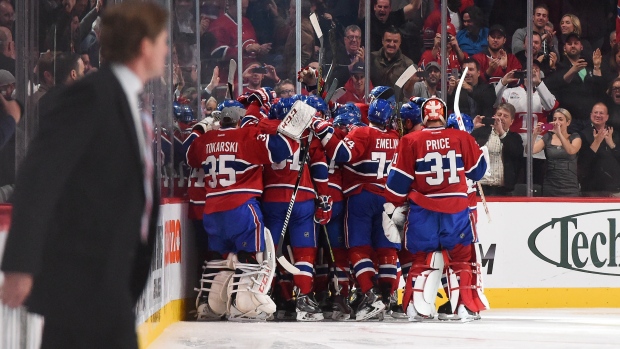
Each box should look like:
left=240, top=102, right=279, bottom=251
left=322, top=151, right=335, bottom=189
left=41, top=319, right=138, bottom=349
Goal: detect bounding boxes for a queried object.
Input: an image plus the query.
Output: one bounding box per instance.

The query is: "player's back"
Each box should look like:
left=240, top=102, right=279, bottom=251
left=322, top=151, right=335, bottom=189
left=341, top=126, right=399, bottom=196
left=406, top=127, right=484, bottom=213
left=187, top=127, right=276, bottom=214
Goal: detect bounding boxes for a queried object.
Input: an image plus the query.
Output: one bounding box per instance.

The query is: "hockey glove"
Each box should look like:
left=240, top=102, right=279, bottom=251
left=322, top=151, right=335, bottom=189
left=192, top=118, right=213, bottom=134
left=247, top=87, right=276, bottom=108
left=382, top=203, right=408, bottom=243
left=310, top=116, right=333, bottom=140
left=314, top=195, right=333, bottom=225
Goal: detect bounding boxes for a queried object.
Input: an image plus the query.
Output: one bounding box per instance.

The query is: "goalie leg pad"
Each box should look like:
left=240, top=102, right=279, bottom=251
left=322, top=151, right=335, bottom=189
left=227, top=230, right=277, bottom=321
left=472, top=243, right=490, bottom=311
left=410, top=251, right=444, bottom=318
left=195, top=256, right=235, bottom=321
left=445, top=244, right=483, bottom=314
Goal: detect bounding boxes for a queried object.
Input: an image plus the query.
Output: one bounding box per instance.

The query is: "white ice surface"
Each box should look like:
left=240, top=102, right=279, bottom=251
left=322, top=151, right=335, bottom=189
left=148, top=308, right=620, bottom=349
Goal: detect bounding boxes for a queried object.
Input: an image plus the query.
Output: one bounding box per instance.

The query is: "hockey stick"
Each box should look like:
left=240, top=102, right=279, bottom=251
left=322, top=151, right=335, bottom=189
left=227, top=59, right=236, bottom=99
left=393, top=65, right=417, bottom=136
left=329, top=87, right=346, bottom=104
left=323, top=78, right=339, bottom=103
left=453, top=66, right=491, bottom=223
left=275, top=133, right=314, bottom=275
left=310, top=13, right=324, bottom=95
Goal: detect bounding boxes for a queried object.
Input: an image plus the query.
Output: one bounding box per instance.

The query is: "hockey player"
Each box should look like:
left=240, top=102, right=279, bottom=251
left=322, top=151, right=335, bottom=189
left=314, top=104, right=367, bottom=321
left=384, top=97, right=488, bottom=322
left=186, top=100, right=301, bottom=321
left=259, top=96, right=331, bottom=322
left=400, top=101, right=423, bottom=135
left=310, top=98, right=401, bottom=321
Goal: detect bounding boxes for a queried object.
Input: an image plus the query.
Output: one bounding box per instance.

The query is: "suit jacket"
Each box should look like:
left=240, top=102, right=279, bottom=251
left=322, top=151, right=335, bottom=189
left=471, top=127, right=524, bottom=191
left=1, top=66, right=159, bottom=328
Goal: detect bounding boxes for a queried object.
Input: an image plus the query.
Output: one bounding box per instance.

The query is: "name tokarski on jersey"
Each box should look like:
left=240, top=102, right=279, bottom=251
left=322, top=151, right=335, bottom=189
left=385, top=127, right=487, bottom=213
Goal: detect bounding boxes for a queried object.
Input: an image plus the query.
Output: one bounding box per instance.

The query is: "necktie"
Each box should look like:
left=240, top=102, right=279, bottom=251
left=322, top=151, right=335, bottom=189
left=138, top=92, right=154, bottom=243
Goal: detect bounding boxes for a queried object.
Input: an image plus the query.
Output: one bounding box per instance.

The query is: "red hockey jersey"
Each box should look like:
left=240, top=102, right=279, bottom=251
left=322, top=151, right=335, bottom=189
left=258, top=119, right=329, bottom=203
left=323, top=125, right=400, bottom=197
left=186, top=126, right=298, bottom=214
left=385, top=127, right=486, bottom=213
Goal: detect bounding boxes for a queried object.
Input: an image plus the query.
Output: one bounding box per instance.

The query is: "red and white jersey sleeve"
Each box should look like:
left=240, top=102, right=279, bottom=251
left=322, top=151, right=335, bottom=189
left=385, top=127, right=487, bottom=213
left=186, top=127, right=298, bottom=214
left=323, top=126, right=400, bottom=197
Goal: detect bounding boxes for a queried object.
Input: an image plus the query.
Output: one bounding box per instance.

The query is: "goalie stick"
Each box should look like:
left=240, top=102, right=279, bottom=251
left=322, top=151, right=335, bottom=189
left=393, top=65, right=417, bottom=136
left=227, top=59, right=236, bottom=99
left=310, top=13, right=324, bottom=95
left=453, top=66, right=491, bottom=223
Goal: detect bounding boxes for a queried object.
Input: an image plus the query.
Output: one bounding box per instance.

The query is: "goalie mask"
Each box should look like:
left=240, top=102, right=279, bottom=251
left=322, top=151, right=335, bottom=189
left=421, top=97, right=447, bottom=125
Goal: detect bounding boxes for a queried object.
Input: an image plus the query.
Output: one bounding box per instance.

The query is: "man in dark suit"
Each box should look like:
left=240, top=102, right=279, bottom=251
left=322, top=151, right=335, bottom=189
left=0, top=2, right=169, bottom=348
left=471, top=102, right=524, bottom=196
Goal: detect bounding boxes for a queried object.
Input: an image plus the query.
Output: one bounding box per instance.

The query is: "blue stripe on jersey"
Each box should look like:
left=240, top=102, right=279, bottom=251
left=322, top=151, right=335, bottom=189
left=267, top=134, right=294, bottom=163
left=310, top=161, right=329, bottom=182
left=415, top=154, right=464, bottom=173
left=465, top=153, right=487, bottom=182
left=333, top=141, right=353, bottom=163
left=386, top=168, right=413, bottom=197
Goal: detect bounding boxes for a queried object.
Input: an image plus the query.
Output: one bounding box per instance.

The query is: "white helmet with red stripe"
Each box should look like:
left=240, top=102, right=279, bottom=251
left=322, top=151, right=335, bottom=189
left=421, top=97, right=447, bottom=125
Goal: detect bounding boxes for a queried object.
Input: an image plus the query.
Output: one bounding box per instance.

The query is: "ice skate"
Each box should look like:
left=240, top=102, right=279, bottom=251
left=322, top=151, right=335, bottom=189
left=354, top=288, right=386, bottom=321
left=296, top=294, right=324, bottom=322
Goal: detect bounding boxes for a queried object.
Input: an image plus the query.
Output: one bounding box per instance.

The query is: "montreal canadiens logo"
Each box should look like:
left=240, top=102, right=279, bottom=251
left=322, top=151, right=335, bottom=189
left=424, top=99, right=444, bottom=119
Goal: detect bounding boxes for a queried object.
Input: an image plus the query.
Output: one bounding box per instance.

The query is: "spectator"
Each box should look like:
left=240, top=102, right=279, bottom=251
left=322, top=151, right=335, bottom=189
left=329, top=24, right=365, bottom=89
left=57, top=0, right=102, bottom=53
left=423, top=0, right=463, bottom=39
left=512, top=3, right=558, bottom=57
left=0, top=26, right=14, bottom=74
left=531, top=108, right=582, bottom=197
left=456, top=6, right=488, bottom=55
left=38, top=53, right=86, bottom=131
left=472, top=24, right=521, bottom=85
left=514, top=31, right=557, bottom=78
left=546, top=33, right=605, bottom=133
left=471, top=102, right=523, bottom=196
left=369, top=26, right=416, bottom=89
left=242, top=63, right=280, bottom=94
left=419, top=22, right=467, bottom=72
left=602, top=43, right=620, bottom=86
left=202, top=96, right=218, bottom=119
left=578, top=102, right=620, bottom=197
left=407, top=61, right=441, bottom=99
left=605, top=77, right=620, bottom=130
left=0, top=67, right=18, bottom=187
left=275, top=79, right=296, bottom=98
left=358, top=0, right=422, bottom=53
left=81, top=52, right=95, bottom=74
left=80, top=16, right=102, bottom=69
left=30, top=52, right=56, bottom=106
left=0, top=0, right=13, bottom=31
left=447, top=58, right=495, bottom=120
left=390, top=0, right=433, bottom=63
left=488, top=0, right=526, bottom=53
left=282, top=0, right=315, bottom=80
left=210, top=0, right=271, bottom=79
left=558, top=14, right=592, bottom=58
left=495, top=59, right=559, bottom=185
left=337, top=62, right=373, bottom=104
left=0, top=70, right=20, bottom=149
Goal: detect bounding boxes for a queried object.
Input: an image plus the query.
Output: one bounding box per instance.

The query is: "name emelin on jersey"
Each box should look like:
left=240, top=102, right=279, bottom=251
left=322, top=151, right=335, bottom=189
left=205, top=141, right=239, bottom=154
left=375, top=138, right=399, bottom=149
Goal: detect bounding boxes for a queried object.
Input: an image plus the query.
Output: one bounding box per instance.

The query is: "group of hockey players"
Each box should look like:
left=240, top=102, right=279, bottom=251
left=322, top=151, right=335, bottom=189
left=171, top=65, right=490, bottom=323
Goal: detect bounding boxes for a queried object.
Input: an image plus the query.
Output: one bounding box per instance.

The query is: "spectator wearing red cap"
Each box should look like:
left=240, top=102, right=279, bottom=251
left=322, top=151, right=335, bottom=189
left=418, top=22, right=467, bottom=72
left=472, top=24, right=522, bottom=85
left=337, top=62, right=374, bottom=104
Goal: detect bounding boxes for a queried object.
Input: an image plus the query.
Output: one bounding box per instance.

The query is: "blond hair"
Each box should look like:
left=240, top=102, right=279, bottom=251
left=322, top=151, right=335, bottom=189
left=554, top=108, right=572, bottom=123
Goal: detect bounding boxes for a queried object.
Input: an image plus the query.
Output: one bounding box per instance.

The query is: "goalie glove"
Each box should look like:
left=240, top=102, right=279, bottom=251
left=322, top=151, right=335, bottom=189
left=382, top=203, right=408, bottom=243
left=314, top=195, right=333, bottom=225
